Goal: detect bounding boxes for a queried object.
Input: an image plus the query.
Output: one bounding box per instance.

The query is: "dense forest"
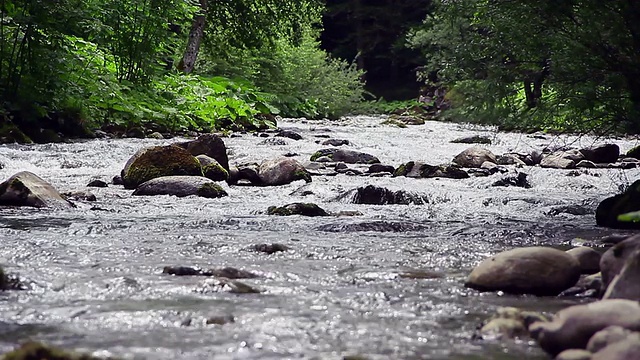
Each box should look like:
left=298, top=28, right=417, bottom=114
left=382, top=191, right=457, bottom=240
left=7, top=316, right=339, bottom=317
left=1, top=0, right=639, bottom=142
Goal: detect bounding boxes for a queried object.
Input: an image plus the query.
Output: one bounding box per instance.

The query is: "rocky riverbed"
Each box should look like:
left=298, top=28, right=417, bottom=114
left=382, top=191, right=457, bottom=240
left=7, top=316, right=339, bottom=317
left=1, top=116, right=640, bottom=359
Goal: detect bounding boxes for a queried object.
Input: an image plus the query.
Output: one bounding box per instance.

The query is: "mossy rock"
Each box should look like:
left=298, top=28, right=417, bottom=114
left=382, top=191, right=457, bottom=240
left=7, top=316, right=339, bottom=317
left=380, top=119, right=408, bottom=128
left=196, top=155, right=229, bottom=182
left=2, top=342, right=109, bottom=360
left=0, top=123, right=33, bottom=144
left=267, top=203, right=328, bottom=216
left=627, top=145, right=640, bottom=159
left=122, top=145, right=203, bottom=189
left=196, top=182, right=227, bottom=198
left=393, top=161, right=414, bottom=177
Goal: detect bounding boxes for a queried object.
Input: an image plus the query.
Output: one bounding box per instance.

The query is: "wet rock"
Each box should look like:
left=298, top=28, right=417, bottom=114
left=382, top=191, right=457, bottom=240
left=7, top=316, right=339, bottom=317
left=540, top=152, right=580, bottom=169
left=626, top=145, right=640, bottom=159
left=560, top=272, right=603, bottom=298
left=1, top=342, right=106, bottom=360
left=206, top=315, right=235, bottom=325
left=276, top=129, right=303, bottom=140
left=112, top=175, right=123, bottom=185
left=267, top=203, right=328, bottom=216
left=132, top=176, right=228, bottom=198
left=258, top=158, right=312, bottom=186
left=555, top=349, right=593, bottom=360
left=351, top=185, right=427, bottom=205
left=198, top=278, right=261, bottom=294
left=452, top=147, right=497, bottom=168
left=322, top=139, right=350, bottom=146
left=580, top=144, right=620, bottom=164
left=367, top=164, right=395, bottom=174
left=209, top=267, right=259, bottom=279
left=310, top=148, right=380, bottom=164
left=496, top=153, right=527, bottom=166
left=480, top=161, right=506, bottom=174
left=122, top=145, right=202, bottom=189
left=227, top=163, right=261, bottom=185
left=577, top=160, right=597, bottom=168
left=397, top=269, right=444, bottom=279
left=258, top=137, right=288, bottom=146
left=335, top=162, right=348, bottom=171
left=600, top=234, right=640, bottom=289
left=547, top=205, right=591, bottom=216
left=251, top=243, right=291, bottom=254
left=603, top=249, right=640, bottom=301
left=596, top=179, right=640, bottom=229
left=0, top=171, right=75, bottom=208
left=591, top=333, right=640, bottom=359
left=566, top=247, right=601, bottom=274
left=587, top=326, right=634, bottom=353
left=491, top=172, right=531, bottom=188
left=394, top=161, right=469, bottom=179
left=450, top=135, right=492, bottom=145
left=478, top=307, right=548, bottom=340
left=86, top=179, right=108, bottom=187
left=529, top=299, right=640, bottom=356
left=62, top=190, right=97, bottom=202
left=163, top=266, right=205, bottom=276
left=465, top=247, right=581, bottom=296
left=391, top=114, right=426, bottom=125
left=316, top=221, right=428, bottom=233
left=175, top=133, right=229, bottom=171
left=196, top=155, right=228, bottom=182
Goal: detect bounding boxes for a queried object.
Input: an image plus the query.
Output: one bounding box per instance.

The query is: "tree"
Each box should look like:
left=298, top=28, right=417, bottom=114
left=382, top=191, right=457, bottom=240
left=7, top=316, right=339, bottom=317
left=409, top=0, right=640, bottom=133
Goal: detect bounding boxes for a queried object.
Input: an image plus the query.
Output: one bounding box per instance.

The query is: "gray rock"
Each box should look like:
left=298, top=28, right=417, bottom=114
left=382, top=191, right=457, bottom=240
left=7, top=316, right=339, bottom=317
left=496, top=153, right=527, bottom=166
left=452, top=147, right=497, bottom=168
left=322, top=139, right=350, bottom=146
left=394, top=161, right=469, bottom=179
left=132, top=176, right=228, bottom=198
left=465, top=247, right=581, bottom=296
left=62, top=190, right=97, bottom=202
left=555, top=349, right=593, bottom=360
left=0, top=171, right=74, bottom=208
left=267, top=203, right=328, bottom=217
left=451, top=135, right=492, bottom=145
left=310, top=148, right=380, bottom=164
left=351, top=185, right=427, bottom=205
left=258, top=158, right=311, bottom=186
left=529, top=299, right=640, bottom=356
left=580, top=144, right=620, bottom=164
left=276, top=129, right=302, bottom=140
left=577, top=160, right=597, bottom=168
left=603, top=249, right=640, bottom=301
left=591, top=332, right=640, bottom=360
left=196, top=155, right=228, bottom=182
left=600, top=234, right=640, bottom=290
left=540, top=152, right=580, bottom=169
left=367, top=164, right=395, bottom=174
left=491, top=172, right=531, bottom=188
left=566, top=247, right=601, bottom=274
left=587, top=326, right=634, bottom=353
left=175, top=134, right=229, bottom=171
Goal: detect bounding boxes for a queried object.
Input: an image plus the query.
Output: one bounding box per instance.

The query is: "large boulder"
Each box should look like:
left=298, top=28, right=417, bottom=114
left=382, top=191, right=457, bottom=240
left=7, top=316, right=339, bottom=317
left=132, top=176, right=228, bottom=198
left=600, top=234, right=640, bottom=289
left=394, top=161, right=469, bottom=179
left=196, top=155, right=228, bottom=182
left=310, top=148, right=380, bottom=164
left=465, top=247, right=581, bottom=296
left=529, top=299, right=640, bottom=356
left=566, top=246, right=601, bottom=274
left=257, top=158, right=311, bottom=186
left=603, top=248, right=640, bottom=301
left=121, top=145, right=202, bottom=189
left=175, top=134, right=229, bottom=171
left=0, top=171, right=74, bottom=208
left=596, top=179, right=640, bottom=229
left=452, top=147, right=497, bottom=168
left=580, top=144, right=620, bottom=164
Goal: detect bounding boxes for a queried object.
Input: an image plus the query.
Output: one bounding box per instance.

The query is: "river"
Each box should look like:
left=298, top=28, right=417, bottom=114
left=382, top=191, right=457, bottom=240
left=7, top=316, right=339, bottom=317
left=0, top=116, right=638, bottom=359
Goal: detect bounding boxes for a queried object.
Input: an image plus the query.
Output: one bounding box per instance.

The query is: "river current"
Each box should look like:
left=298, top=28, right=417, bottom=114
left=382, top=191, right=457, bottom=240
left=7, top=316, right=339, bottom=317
left=0, top=116, right=639, bottom=359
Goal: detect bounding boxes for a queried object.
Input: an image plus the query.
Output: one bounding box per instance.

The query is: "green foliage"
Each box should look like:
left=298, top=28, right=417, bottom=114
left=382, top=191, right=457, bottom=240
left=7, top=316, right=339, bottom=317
left=409, top=0, right=640, bottom=134
left=618, top=211, right=640, bottom=223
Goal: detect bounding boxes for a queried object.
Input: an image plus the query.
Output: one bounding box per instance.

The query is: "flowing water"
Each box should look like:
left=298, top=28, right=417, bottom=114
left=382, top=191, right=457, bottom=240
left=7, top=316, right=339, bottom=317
left=0, top=116, right=639, bottom=359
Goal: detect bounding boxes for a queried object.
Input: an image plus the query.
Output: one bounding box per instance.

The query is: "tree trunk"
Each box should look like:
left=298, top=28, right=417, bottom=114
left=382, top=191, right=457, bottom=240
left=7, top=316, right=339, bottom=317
left=180, top=0, right=208, bottom=74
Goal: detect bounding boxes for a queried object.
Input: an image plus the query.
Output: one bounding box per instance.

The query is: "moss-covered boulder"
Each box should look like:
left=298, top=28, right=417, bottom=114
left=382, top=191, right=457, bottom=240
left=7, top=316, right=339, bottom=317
left=267, top=203, right=328, bottom=216
left=121, top=145, right=202, bottom=189
left=132, top=176, right=228, bottom=198
left=0, top=123, right=33, bottom=144
left=0, top=171, right=75, bottom=208
left=2, top=342, right=107, bottom=360
left=196, top=155, right=228, bottom=182
left=596, top=179, right=640, bottom=229
left=310, top=149, right=380, bottom=164
left=175, top=134, right=229, bottom=171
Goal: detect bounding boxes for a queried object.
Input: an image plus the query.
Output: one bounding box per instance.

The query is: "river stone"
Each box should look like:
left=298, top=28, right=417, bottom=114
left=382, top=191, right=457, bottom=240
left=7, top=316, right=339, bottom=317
left=1, top=342, right=105, bottom=360
left=478, top=307, right=548, bottom=340
left=122, top=145, right=202, bottom=189
left=540, top=152, right=578, bottom=169
left=132, top=176, right=228, bottom=198
left=310, top=148, right=380, bottom=164
left=196, top=155, right=228, bottom=182
left=87, top=179, right=108, bottom=187
left=394, top=161, right=469, bottom=179
left=600, top=234, right=640, bottom=289
left=451, top=135, right=492, bottom=145
left=587, top=326, right=634, bottom=353
left=603, top=248, right=640, bottom=301
left=592, top=333, right=640, bottom=360
left=316, top=220, right=428, bottom=233
left=251, top=243, right=291, bottom=254
left=529, top=299, right=640, bottom=356
left=267, top=203, right=328, bottom=216
left=555, top=349, right=593, bottom=360
left=175, top=134, right=229, bottom=171
left=566, top=247, right=601, bottom=274
left=452, top=147, right=497, bottom=168
left=367, top=164, right=395, bottom=174
left=465, top=247, right=581, bottom=296
left=580, top=144, right=620, bottom=164
left=491, top=172, right=531, bottom=188
left=258, top=158, right=311, bottom=186
left=62, top=189, right=97, bottom=202
left=227, top=163, right=261, bottom=185
left=596, top=179, right=640, bottom=229
left=496, top=153, right=527, bottom=166
left=351, top=185, right=427, bottom=205
left=199, top=278, right=261, bottom=294
left=0, top=171, right=74, bottom=208
left=322, top=139, right=350, bottom=146
left=276, top=129, right=302, bottom=140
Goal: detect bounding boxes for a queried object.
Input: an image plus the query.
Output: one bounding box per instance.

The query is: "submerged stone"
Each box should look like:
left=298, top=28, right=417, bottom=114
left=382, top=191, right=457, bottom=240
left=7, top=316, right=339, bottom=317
left=310, top=148, right=380, bottom=164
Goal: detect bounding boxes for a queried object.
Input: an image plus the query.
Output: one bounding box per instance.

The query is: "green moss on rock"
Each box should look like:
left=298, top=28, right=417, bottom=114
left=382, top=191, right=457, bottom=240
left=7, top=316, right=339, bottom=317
left=293, top=169, right=312, bottom=183
left=0, top=123, right=33, bottom=144
left=201, top=162, right=229, bottom=182
left=393, top=161, right=414, bottom=177
left=196, top=183, right=228, bottom=198
left=123, top=145, right=202, bottom=189
left=310, top=149, right=336, bottom=161
left=2, top=342, right=108, bottom=360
